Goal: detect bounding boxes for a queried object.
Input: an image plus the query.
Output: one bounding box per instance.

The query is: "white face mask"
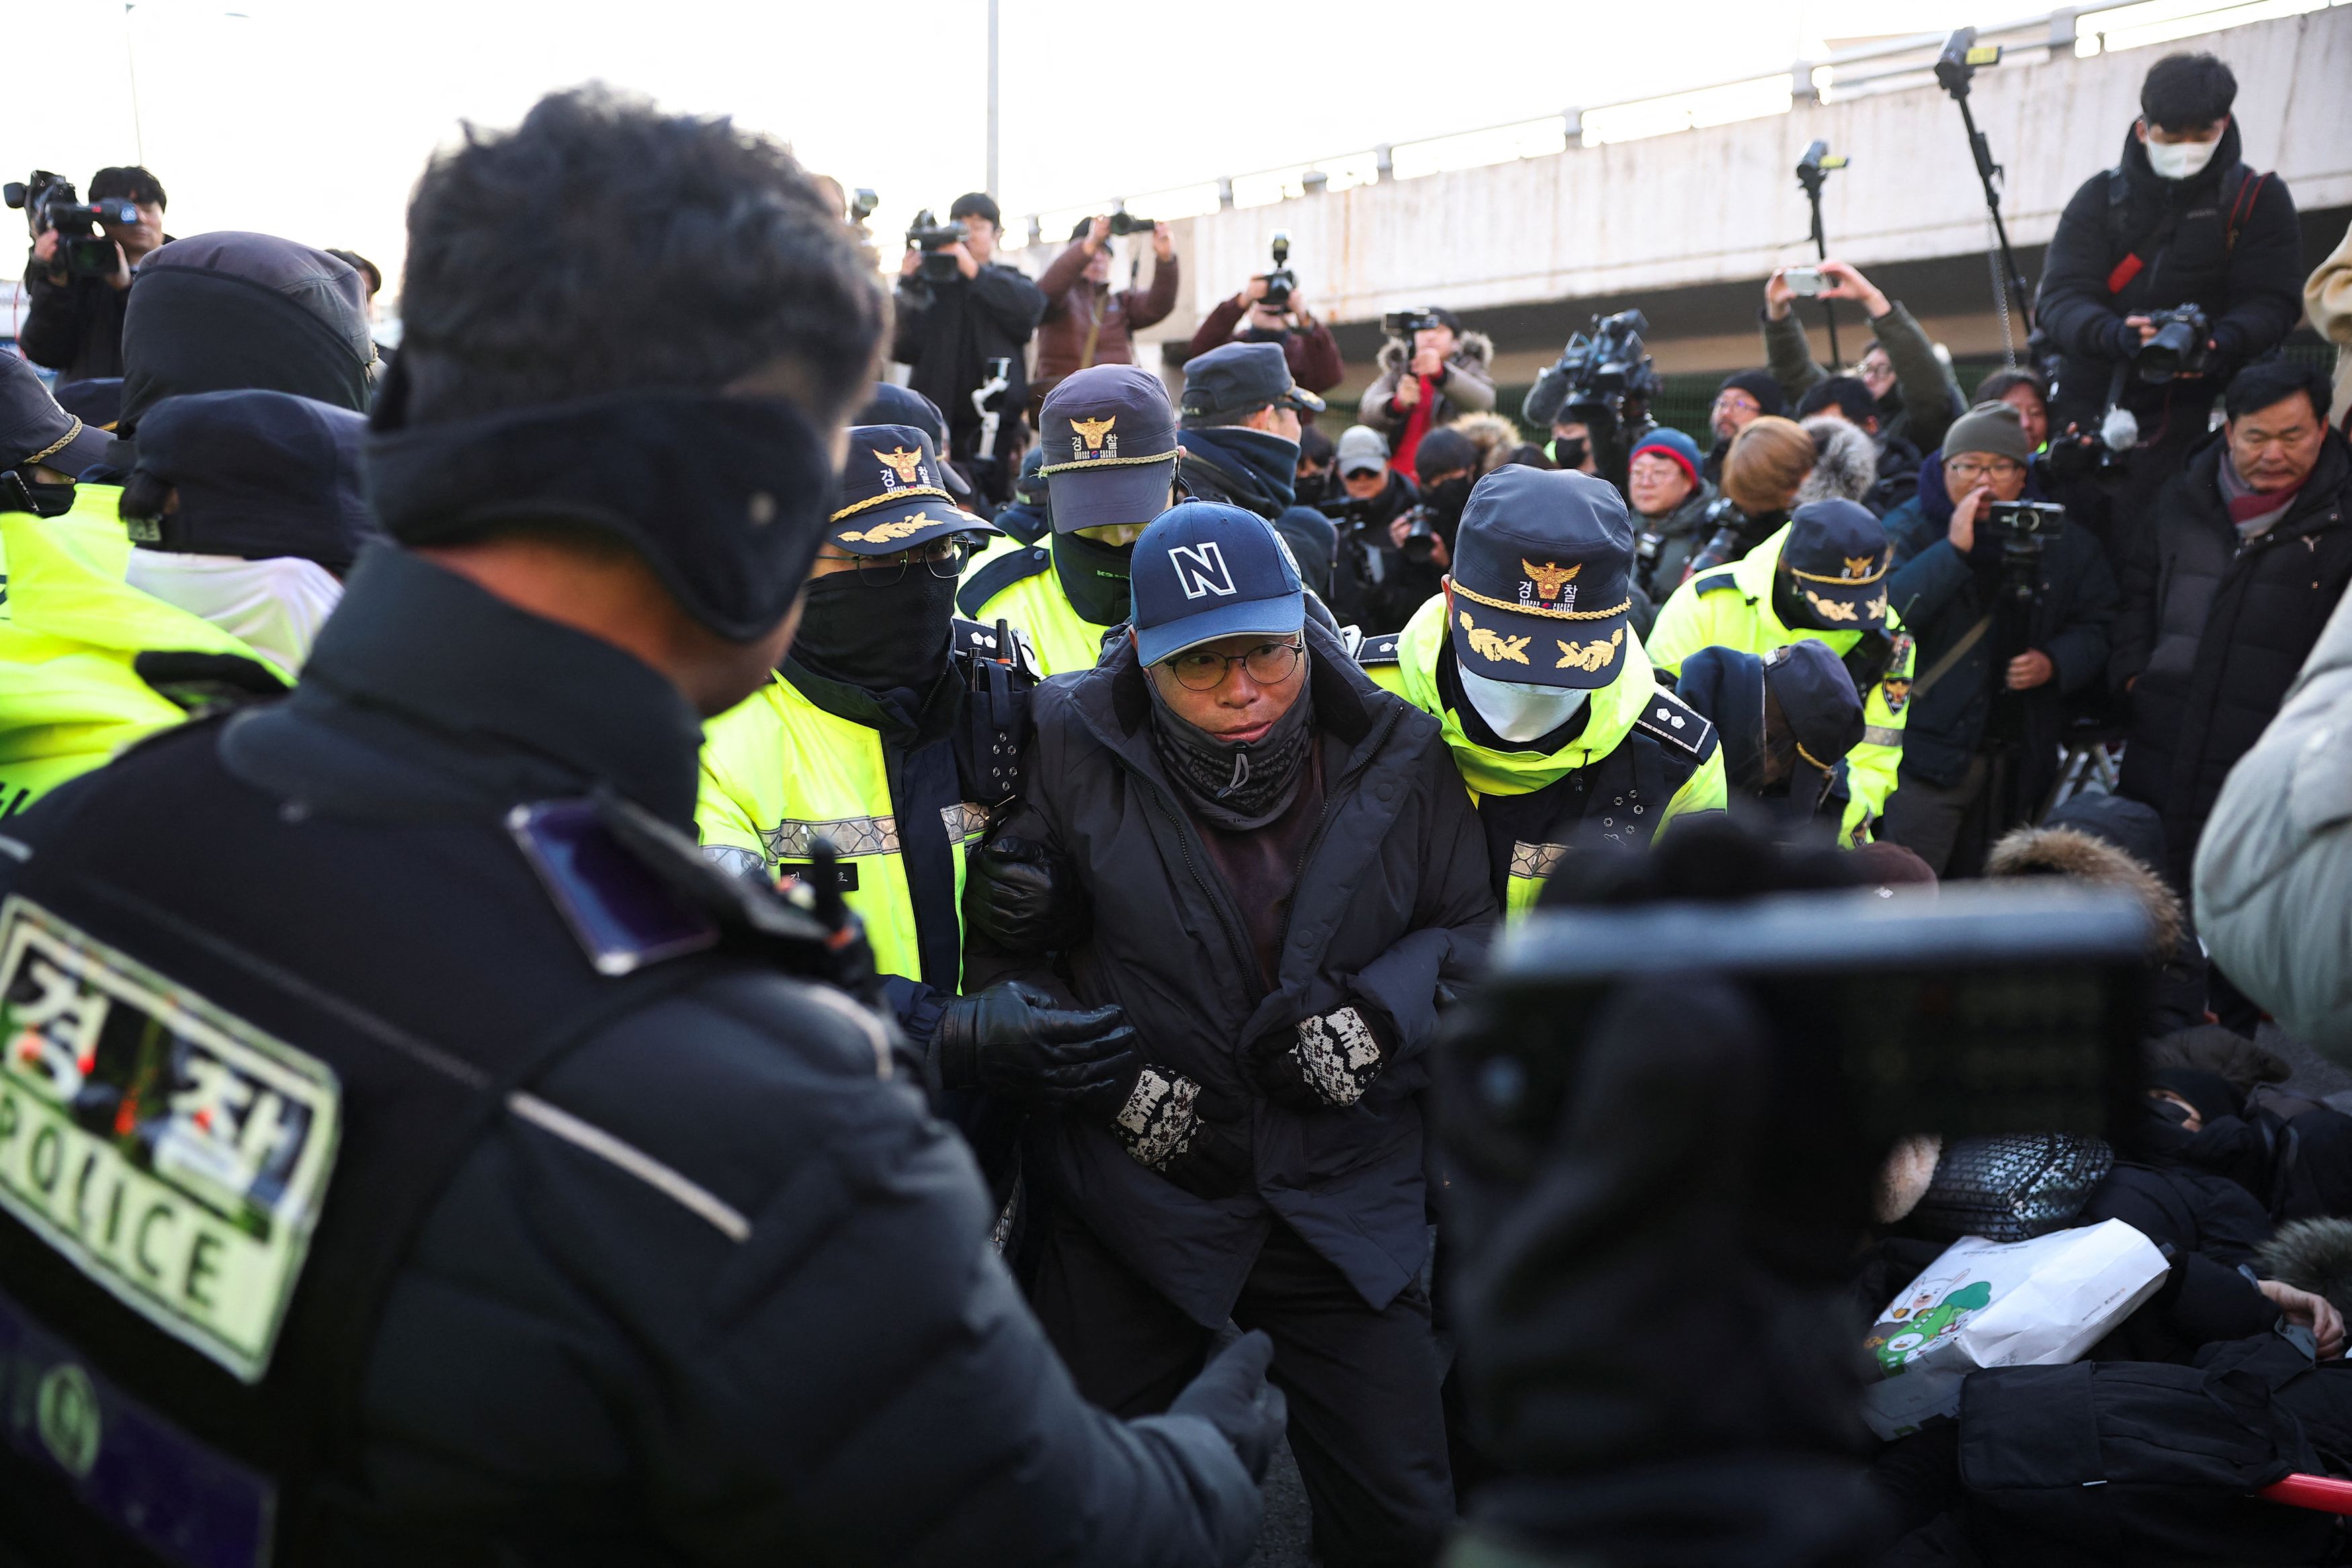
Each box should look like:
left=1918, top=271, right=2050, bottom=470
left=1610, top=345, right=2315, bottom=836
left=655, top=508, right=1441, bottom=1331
left=2144, top=134, right=2219, bottom=181
left=1459, top=665, right=1589, bottom=744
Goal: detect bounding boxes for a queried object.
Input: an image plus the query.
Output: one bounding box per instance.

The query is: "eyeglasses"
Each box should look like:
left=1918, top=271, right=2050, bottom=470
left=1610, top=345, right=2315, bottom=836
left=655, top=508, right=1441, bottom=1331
left=1164, top=639, right=1304, bottom=691
left=1944, top=458, right=2025, bottom=482
left=841, top=534, right=974, bottom=586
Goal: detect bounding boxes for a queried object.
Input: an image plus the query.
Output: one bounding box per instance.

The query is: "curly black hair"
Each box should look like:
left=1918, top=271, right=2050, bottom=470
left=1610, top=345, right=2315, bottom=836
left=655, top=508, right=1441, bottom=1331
left=397, top=86, right=886, bottom=428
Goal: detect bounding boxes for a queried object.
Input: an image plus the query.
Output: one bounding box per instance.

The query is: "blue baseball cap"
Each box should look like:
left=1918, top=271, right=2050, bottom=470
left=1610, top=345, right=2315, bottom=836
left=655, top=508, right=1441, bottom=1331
left=1448, top=466, right=1636, bottom=690
left=1130, top=501, right=1304, bottom=665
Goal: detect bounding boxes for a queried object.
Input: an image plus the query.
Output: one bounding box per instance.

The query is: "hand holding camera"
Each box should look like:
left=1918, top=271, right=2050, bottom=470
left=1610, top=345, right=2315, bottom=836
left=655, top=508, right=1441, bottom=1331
left=9, top=172, right=138, bottom=290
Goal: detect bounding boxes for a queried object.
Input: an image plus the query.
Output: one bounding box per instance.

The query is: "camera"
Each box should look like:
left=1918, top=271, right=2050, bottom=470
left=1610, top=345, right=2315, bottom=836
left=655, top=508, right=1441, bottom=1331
left=1550, top=309, right=1661, bottom=408
left=1105, top=210, right=1153, bottom=238
left=2041, top=404, right=2140, bottom=484
left=1685, top=494, right=1780, bottom=580
left=1784, top=266, right=1824, bottom=298
left=848, top=188, right=880, bottom=224
left=1261, top=231, right=1296, bottom=313
left=2134, top=304, right=2210, bottom=384
left=5, top=171, right=140, bottom=281
left=1984, top=498, right=2066, bottom=613
left=1398, top=503, right=1445, bottom=566
left=1383, top=306, right=1445, bottom=343
left=904, top=209, right=970, bottom=284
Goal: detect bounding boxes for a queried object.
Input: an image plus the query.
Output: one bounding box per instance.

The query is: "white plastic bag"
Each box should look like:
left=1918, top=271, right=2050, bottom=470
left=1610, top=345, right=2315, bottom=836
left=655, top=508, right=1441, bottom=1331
left=1861, top=1219, right=2170, bottom=1439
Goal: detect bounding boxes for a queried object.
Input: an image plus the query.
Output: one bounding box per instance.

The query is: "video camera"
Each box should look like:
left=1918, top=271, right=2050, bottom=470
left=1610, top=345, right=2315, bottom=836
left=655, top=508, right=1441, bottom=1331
left=1261, top=230, right=1296, bottom=312
left=1984, top=498, right=2067, bottom=614
left=1550, top=308, right=1661, bottom=410
left=905, top=209, right=969, bottom=284
left=5, top=171, right=140, bottom=281
left=2135, top=304, right=2210, bottom=384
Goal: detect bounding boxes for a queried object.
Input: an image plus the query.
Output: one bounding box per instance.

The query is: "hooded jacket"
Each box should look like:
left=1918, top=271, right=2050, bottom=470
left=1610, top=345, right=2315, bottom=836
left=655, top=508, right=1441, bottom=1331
left=1672, top=644, right=1851, bottom=839
left=117, top=233, right=376, bottom=443
left=1881, top=482, right=2116, bottom=805
left=1359, top=333, right=1497, bottom=442
left=1363, top=595, right=1726, bottom=915
left=1761, top=300, right=1965, bottom=461
left=1178, top=425, right=1337, bottom=599
left=2115, top=429, right=2352, bottom=884
left=2198, top=580, right=2352, bottom=1062
left=1794, top=416, right=1879, bottom=510
left=2037, top=118, right=2302, bottom=427
left=964, top=621, right=1497, bottom=1325
left=1645, top=525, right=1913, bottom=842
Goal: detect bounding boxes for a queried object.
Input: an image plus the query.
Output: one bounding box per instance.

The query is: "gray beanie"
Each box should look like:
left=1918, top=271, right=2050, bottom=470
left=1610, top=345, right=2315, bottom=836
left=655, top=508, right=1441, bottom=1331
left=1941, top=400, right=2033, bottom=466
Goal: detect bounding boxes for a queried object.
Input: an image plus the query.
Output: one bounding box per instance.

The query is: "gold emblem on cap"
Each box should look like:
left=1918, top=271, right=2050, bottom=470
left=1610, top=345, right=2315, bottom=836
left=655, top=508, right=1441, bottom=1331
left=1070, top=415, right=1118, bottom=451
left=1554, top=627, right=1624, bottom=672
left=1843, top=555, right=1878, bottom=580
left=1522, top=560, right=1579, bottom=603
left=1459, top=609, right=1531, bottom=666
left=839, top=515, right=936, bottom=544
left=874, top=447, right=926, bottom=485
left=1802, top=590, right=1860, bottom=623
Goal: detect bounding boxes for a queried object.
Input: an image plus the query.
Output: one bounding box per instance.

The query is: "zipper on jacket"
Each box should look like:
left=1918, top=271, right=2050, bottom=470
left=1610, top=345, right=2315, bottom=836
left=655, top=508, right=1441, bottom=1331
left=1271, top=705, right=1402, bottom=968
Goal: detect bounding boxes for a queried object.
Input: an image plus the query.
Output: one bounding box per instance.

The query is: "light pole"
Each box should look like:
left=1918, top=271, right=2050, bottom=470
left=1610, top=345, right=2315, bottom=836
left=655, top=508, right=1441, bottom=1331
left=986, top=0, right=1000, bottom=200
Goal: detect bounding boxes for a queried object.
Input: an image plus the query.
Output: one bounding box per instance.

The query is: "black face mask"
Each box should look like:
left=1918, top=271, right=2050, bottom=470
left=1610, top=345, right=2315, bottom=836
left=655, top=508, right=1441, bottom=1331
left=1052, top=529, right=1136, bottom=626
left=1296, top=468, right=1333, bottom=506
left=1554, top=437, right=1589, bottom=470
left=1426, top=475, right=1474, bottom=522
left=789, top=569, right=956, bottom=696
left=0, top=470, right=76, bottom=519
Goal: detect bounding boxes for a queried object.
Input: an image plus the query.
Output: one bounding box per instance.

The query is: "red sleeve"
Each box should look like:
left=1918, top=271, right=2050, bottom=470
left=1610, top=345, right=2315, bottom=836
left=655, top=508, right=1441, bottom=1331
left=1126, top=257, right=1178, bottom=331
left=1036, top=241, right=1091, bottom=305
left=1290, top=320, right=1345, bottom=394
left=1187, top=295, right=1245, bottom=357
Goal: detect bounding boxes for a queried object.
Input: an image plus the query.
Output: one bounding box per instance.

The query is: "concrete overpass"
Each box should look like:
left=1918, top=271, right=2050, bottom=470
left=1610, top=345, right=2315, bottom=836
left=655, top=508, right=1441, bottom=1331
left=1002, top=0, right=2352, bottom=408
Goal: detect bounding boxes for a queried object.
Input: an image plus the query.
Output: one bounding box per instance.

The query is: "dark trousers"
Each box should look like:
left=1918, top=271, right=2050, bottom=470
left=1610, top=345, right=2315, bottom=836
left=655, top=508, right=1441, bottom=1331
left=1032, top=1209, right=1454, bottom=1567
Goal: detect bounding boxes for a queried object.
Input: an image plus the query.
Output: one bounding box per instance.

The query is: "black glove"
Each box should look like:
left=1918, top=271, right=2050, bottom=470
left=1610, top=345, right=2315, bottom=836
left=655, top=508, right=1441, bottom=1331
left=931, top=982, right=1137, bottom=1107
left=1105, top=1065, right=1254, bottom=1201
left=1168, top=1330, right=1289, bottom=1483
left=1247, top=1002, right=1394, bottom=1112
left=963, top=836, right=1089, bottom=955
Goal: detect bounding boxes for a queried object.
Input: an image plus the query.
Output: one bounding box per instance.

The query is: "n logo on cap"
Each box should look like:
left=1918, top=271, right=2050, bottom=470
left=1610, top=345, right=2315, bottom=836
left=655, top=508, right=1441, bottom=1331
left=1171, top=542, right=1236, bottom=600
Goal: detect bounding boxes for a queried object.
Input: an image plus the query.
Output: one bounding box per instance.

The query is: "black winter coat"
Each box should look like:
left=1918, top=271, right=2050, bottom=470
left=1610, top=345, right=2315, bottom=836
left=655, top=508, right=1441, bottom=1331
left=893, top=262, right=1047, bottom=462
left=2113, top=431, right=2352, bottom=883
left=2036, top=120, right=2302, bottom=428
left=0, top=548, right=1263, bottom=1567
left=1884, top=493, right=2117, bottom=803
left=966, top=623, right=1497, bottom=1325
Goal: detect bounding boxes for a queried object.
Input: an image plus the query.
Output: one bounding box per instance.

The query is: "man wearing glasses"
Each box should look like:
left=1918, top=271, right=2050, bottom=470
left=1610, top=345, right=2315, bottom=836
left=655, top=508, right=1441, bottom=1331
left=1878, top=401, right=2117, bottom=875
left=698, top=424, right=1142, bottom=1172
left=964, top=501, right=1495, bottom=1567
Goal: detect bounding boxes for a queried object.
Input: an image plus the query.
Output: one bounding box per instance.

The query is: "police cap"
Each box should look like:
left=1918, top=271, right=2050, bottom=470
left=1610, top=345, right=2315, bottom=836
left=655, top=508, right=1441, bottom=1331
left=1447, top=465, right=1634, bottom=691
left=1038, top=365, right=1179, bottom=534
left=1781, top=499, right=1893, bottom=629
left=829, top=423, right=996, bottom=556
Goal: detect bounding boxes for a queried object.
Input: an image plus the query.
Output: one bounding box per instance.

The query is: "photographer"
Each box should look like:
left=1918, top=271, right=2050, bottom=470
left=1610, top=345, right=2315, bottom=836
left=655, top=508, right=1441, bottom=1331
left=2113, top=359, right=2352, bottom=889
left=17, top=165, right=171, bottom=385
left=1360, top=306, right=1494, bottom=475
left=1880, top=402, right=2119, bottom=877
left=1032, top=215, right=1177, bottom=403
left=1699, top=369, right=1786, bottom=484
left=1378, top=425, right=1477, bottom=626
left=1763, top=258, right=1964, bottom=467
left=2037, top=52, right=2302, bottom=521
left=893, top=192, right=1046, bottom=486
left=1522, top=310, right=1659, bottom=495
left=1325, top=427, right=1417, bottom=635
left=1184, top=265, right=1343, bottom=407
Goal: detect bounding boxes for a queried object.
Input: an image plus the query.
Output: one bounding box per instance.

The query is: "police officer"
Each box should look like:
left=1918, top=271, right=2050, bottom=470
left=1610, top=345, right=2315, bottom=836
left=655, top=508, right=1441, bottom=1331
left=1176, top=341, right=1336, bottom=597
left=1358, top=464, right=1728, bottom=917
left=1671, top=639, right=1868, bottom=840
left=0, top=89, right=1279, bottom=1565
left=959, top=363, right=1179, bottom=676
left=696, top=423, right=1140, bottom=1198
left=1646, top=497, right=1915, bottom=845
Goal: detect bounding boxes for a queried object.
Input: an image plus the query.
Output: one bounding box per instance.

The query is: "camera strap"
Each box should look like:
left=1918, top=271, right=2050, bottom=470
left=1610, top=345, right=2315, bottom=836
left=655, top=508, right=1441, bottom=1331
left=1907, top=615, right=1992, bottom=703
left=2103, top=163, right=2261, bottom=296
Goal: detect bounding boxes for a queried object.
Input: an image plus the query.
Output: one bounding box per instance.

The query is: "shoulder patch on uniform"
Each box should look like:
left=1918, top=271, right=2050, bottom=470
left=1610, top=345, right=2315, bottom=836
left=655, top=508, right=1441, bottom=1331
left=1355, top=632, right=1403, bottom=668
left=0, top=896, right=341, bottom=1383
left=956, top=545, right=1053, bottom=618
left=1691, top=570, right=1745, bottom=597
left=1634, top=687, right=1719, bottom=763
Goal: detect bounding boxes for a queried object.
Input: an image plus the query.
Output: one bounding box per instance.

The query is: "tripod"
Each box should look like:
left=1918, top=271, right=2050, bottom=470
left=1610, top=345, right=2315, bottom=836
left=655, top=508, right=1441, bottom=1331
left=1934, top=29, right=2035, bottom=339
left=1794, top=140, right=1847, bottom=365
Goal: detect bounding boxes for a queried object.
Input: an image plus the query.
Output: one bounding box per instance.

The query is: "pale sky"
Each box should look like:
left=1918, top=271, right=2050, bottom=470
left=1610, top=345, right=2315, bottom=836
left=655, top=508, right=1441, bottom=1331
left=15, top=0, right=1986, bottom=308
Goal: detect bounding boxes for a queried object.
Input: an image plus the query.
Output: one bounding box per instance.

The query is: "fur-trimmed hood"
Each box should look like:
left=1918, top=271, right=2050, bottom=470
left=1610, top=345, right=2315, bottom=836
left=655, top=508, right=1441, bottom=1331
left=1986, top=824, right=2187, bottom=957
left=1795, top=415, right=1878, bottom=508
left=1451, top=410, right=1525, bottom=473
left=1377, top=330, right=1495, bottom=376
left=2259, top=1218, right=2352, bottom=1317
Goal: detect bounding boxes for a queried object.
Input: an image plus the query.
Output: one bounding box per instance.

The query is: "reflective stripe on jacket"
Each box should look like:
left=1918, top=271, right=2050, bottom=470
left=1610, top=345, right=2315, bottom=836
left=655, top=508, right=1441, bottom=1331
left=1645, top=523, right=1913, bottom=842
